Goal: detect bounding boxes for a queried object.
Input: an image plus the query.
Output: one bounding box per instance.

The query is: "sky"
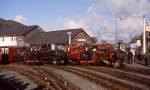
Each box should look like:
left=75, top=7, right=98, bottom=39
left=0, top=0, right=150, bottom=43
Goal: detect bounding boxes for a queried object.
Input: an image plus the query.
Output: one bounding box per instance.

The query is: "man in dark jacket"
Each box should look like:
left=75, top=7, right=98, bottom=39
left=127, top=48, right=133, bottom=64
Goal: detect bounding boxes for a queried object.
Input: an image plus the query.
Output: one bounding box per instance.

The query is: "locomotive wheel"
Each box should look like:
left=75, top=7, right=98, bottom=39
left=58, top=60, right=65, bottom=65
left=52, top=58, right=58, bottom=65
left=68, top=59, right=80, bottom=65
left=112, top=62, right=120, bottom=68
left=52, top=60, right=57, bottom=64
left=68, top=59, right=74, bottom=64
left=64, top=59, right=68, bottom=65
left=60, top=60, right=65, bottom=64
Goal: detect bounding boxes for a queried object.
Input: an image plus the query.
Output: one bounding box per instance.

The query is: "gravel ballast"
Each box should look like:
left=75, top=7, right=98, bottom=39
left=44, top=66, right=107, bottom=90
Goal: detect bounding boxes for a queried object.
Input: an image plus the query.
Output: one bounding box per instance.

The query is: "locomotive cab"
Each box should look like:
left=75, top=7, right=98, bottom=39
left=68, top=44, right=98, bottom=65
left=97, top=44, right=114, bottom=61
left=97, top=43, right=121, bottom=67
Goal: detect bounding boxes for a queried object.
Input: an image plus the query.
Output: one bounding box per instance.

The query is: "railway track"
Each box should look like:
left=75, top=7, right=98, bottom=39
left=75, top=66, right=150, bottom=89
left=0, top=64, right=149, bottom=90
left=0, top=78, right=18, bottom=90
left=0, top=64, right=48, bottom=89
left=81, top=66, right=150, bottom=87
left=47, top=65, right=149, bottom=90
left=122, top=65, right=150, bottom=75
left=0, top=64, right=79, bottom=90
left=31, top=66, right=79, bottom=90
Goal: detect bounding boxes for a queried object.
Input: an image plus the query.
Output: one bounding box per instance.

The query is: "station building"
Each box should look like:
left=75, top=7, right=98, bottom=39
left=25, top=28, right=96, bottom=51
left=0, top=18, right=95, bottom=63
left=0, top=18, right=44, bottom=64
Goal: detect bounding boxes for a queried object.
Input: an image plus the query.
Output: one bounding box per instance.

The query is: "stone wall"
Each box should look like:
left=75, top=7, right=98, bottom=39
left=24, top=27, right=44, bottom=45
left=71, top=31, right=94, bottom=45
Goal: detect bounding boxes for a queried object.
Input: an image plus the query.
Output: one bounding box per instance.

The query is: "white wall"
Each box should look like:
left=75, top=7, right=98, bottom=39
left=0, top=36, right=26, bottom=47
left=0, top=37, right=17, bottom=47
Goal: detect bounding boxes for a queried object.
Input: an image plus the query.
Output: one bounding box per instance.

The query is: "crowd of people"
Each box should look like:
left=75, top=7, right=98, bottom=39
left=116, top=47, right=150, bottom=66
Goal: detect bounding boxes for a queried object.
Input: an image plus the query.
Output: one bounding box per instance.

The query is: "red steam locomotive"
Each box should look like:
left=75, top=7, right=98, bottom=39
left=68, top=43, right=119, bottom=66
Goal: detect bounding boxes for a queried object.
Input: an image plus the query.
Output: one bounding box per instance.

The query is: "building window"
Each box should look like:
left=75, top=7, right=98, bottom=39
left=2, top=48, right=9, bottom=54
left=4, top=37, right=11, bottom=42
left=11, top=37, right=13, bottom=41
left=0, top=37, right=3, bottom=42
left=12, top=37, right=17, bottom=41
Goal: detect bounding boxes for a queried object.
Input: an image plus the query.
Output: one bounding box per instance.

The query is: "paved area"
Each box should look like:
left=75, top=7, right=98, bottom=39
left=124, top=63, right=150, bottom=70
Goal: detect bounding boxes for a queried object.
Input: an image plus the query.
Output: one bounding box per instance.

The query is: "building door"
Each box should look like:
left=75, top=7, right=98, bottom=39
left=0, top=49, right=2, bottom=63
left=2, top=48, right=9, bottom=64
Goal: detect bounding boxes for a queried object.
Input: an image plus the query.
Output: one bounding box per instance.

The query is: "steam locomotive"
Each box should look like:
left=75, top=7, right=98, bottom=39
left=24, top=43, right=120, bottom=67
left=68, top=43, right=120, bottom=67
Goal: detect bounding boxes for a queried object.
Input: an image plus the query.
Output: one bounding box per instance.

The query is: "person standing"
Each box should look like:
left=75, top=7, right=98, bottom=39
left=131, top=48, right=136, bottom=64
left=127, top=48, right=133, bottom=64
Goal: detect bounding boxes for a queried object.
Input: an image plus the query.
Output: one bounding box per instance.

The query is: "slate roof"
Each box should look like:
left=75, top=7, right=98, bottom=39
left=0, top=18, right=39, bottom=36
left=27, top=28, right=93, bottom=45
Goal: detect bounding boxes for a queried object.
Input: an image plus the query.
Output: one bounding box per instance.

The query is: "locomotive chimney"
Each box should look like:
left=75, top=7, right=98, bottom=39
left=67, top=32, right=72, bottom=51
